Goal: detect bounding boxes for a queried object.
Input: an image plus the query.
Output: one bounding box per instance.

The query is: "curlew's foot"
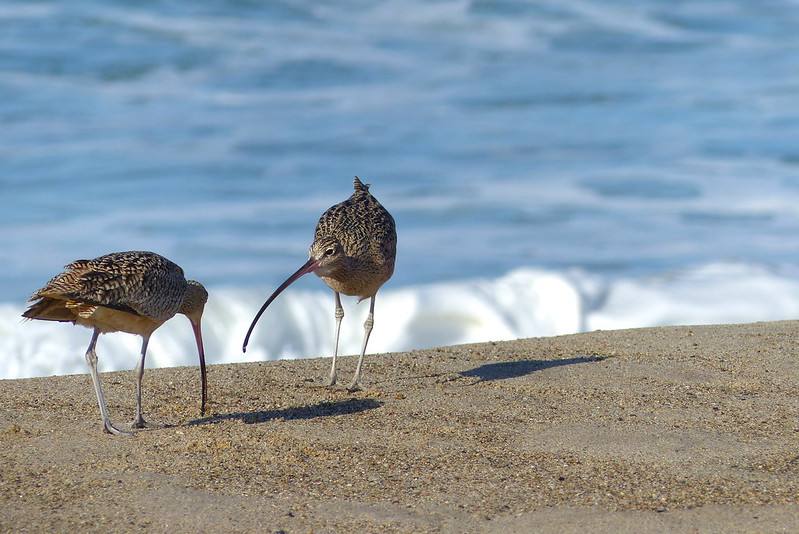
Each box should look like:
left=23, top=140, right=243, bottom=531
left=346, top=380, right=362, bottom=393
left=131, top=416, right=164, bottom=430
left=103, top=421, right=134, bottom=436
left=325, top=374, right=337, bottom=388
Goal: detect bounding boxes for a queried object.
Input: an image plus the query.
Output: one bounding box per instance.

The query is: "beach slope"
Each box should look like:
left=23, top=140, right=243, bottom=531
left=2, top=321, right=799, bottom=532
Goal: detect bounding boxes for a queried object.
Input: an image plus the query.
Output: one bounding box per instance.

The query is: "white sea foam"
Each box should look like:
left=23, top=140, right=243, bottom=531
left=4, top=262, right=798, bottom=380
left=586, top=262, right=799, bottom=331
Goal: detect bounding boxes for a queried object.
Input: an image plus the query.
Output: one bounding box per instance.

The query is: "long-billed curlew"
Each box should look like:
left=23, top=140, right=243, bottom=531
left=23, top=251, right=209, bottom=435
left=243, top=176, right=397, bottom=391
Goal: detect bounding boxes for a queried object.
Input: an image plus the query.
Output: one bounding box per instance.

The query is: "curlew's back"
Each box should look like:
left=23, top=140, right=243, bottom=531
left=313, top=177, right=397, bottom=297
left=24, top=251, right=191, bottom=324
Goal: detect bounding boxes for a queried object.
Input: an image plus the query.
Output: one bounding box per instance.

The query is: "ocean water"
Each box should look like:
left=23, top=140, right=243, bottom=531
left=4, top=0, right=799, bottom=379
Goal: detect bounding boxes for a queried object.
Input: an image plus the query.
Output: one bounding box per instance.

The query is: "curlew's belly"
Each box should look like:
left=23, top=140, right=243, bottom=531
left=317, top=268, right=393, bottom=300
left=75, top=306, right=163, bottom=337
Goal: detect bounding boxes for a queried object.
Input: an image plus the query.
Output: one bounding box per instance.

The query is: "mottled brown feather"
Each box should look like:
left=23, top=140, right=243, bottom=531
left=23, top=251, right=207, bottom=332
left=311, top=176, right=397, bottom=299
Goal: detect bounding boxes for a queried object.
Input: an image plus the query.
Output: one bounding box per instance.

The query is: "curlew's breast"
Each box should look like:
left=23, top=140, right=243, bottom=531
left=317, top=257, right=394, bottom=299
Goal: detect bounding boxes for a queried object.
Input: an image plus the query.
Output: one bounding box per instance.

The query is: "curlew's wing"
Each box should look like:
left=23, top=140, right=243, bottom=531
left=28, top=251, right=188, bottom=323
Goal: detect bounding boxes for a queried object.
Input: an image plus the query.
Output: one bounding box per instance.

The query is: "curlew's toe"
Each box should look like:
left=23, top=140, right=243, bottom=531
left=130, top=416, right=164, bottom=430
left=103, top=422, right=134, bottom=436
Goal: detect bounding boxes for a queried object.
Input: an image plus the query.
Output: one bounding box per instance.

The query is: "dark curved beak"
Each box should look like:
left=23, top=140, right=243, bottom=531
left=189, top=317, right=207, bottom=415
left=242, top=257, right=320, bottom=353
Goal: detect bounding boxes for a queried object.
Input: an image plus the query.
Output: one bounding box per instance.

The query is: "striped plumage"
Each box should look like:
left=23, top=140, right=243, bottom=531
left=23, top=251, right=208, bottom=435
left=310, top=177, right=396, bottom=299
left=26, top=252, right=200, bottom=325
left=244, top=176, right=397, bottom=390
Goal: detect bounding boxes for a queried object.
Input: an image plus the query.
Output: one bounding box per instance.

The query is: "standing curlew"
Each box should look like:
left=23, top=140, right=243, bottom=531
left=243, top=176, right=396, bottom=391
left=23, top=251, right=208, bottom=435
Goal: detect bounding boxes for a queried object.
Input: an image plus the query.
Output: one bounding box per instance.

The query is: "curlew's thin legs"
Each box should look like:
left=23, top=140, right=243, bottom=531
left=327, top=292, right=345, bottom=387
left=85, top=328, right=131, bottom=435
left=131, top=335, right=161, bottom=429
left=326, top=293, right=376, bottom=391
left=349, top=295, right=375, bottom=392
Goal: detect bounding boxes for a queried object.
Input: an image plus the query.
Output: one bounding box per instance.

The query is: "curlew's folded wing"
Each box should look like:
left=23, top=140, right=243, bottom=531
left=29, top=252, right=188, bottom=323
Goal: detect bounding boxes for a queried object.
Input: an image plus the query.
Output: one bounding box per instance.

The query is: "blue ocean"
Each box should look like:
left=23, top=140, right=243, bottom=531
left=4, top=0, right=799, bottom=379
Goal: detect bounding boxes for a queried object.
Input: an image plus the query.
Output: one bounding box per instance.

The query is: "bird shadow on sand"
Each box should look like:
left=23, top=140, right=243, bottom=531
left=186, top=397, right=383, bottom=427
left=461, top=355, right=612, bottom=383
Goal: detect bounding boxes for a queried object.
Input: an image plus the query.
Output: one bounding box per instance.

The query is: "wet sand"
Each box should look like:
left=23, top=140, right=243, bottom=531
left=2, top=321, right=799, bottom=533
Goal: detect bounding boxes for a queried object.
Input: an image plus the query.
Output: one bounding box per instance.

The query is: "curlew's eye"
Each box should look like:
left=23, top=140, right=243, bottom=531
left=324, top=247, right=336, bottom=257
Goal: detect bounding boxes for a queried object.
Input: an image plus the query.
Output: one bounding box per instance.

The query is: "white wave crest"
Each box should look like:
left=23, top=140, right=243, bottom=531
left=3, top=262, right=799, bottom=380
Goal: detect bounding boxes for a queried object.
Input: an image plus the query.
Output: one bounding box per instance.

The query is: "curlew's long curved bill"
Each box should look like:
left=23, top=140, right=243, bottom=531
left=189, top=317, right=207, bottom=415
left=242, top=257, right=320, bottom=353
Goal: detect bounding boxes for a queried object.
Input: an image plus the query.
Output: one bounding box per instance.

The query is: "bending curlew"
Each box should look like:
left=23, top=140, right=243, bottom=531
left=23, top=251, right=208, bottom=435
left=243, top=176, right=397, bottom=391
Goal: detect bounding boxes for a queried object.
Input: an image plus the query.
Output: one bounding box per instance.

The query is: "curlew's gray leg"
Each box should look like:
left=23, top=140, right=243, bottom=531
left=349, top=295, right=375, bottom=392
left=85, top=328, right=131, bottom=435
left=327, top=292, right=344, bottom=387
left=131, top=335, right=161, bottom=429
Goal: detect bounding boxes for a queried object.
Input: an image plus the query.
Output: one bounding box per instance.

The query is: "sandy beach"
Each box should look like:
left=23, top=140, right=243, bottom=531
left=2, top=321, right=799, bottom=533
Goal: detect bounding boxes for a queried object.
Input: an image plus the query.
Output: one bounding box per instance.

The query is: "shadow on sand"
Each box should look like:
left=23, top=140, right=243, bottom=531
left=188, top=397, right=383, bottom=426
left=461, top=355, right=609, bottom=383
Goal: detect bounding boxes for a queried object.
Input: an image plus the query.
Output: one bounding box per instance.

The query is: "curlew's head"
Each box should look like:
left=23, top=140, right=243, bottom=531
left=180, top=280, right=209, bottom=415
left=180, top=280, right=208, bottom=323
left=307, top=235, right=347, bottom=278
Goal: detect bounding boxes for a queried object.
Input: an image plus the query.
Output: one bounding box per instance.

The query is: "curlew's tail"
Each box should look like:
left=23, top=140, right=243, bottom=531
left=22, top=297, right=76, bottom=323
left=353, top=176, right=370, bottom=193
